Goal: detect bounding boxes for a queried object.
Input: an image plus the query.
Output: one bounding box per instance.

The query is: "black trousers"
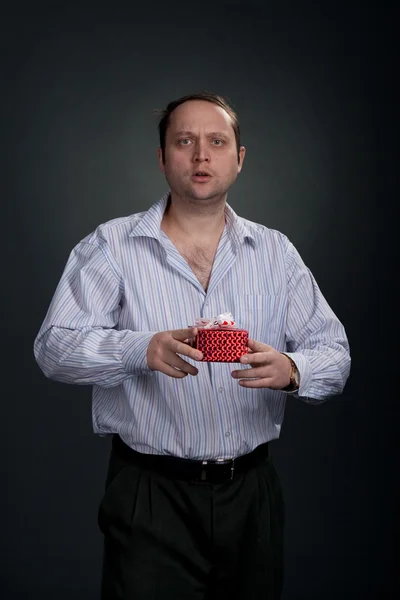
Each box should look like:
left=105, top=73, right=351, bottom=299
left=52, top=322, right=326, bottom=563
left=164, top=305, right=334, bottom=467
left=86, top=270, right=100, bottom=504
left=98, top=436, right=284, bottom=599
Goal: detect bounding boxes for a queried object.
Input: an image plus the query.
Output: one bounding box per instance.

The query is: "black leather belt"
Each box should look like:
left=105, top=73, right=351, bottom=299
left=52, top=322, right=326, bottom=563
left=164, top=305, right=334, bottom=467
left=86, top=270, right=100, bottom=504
left=112, top=434, right=269, bottom=484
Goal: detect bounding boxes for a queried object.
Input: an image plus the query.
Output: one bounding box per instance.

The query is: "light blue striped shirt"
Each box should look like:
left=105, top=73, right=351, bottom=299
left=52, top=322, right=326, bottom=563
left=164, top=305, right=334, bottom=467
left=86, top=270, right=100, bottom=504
left=34, top=193, right=350, bottom=459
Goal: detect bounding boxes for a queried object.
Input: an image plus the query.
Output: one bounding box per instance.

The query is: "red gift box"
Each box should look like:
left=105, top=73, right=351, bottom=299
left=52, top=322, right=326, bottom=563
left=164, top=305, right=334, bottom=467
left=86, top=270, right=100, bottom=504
left=194, top=327, right=249, bottom=362
left=189, top=312, right=248, bottom=362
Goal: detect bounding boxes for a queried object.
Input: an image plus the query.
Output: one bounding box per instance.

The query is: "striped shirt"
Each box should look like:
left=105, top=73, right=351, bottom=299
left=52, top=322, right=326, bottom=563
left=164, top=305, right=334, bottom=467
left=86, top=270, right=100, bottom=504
left=34, top=193, right=351, bottom=460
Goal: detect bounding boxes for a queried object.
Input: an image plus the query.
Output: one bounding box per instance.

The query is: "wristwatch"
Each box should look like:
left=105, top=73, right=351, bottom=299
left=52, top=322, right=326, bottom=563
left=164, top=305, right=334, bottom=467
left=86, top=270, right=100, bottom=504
left=281, top=354, right=300, bottom=392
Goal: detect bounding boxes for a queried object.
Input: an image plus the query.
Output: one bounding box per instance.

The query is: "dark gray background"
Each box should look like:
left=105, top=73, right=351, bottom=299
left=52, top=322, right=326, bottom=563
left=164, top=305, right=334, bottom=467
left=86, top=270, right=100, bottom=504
left=2, top=2, right=397, bottom=599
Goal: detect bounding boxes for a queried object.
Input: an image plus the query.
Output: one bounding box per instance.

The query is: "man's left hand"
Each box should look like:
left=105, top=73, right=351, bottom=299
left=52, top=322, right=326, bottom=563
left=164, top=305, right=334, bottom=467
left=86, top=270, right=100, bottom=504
left=231, top=338, right=292, bottom=389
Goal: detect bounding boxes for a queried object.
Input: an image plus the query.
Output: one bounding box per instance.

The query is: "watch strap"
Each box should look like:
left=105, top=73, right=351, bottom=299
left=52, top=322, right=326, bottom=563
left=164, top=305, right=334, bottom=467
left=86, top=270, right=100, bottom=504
left=281, top=353, right=300, bottom=392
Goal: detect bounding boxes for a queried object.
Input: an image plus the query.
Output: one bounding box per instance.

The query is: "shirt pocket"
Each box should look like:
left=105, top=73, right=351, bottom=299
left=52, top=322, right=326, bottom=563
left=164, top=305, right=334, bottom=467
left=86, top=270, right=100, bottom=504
left=233, top=294, right=285, bottom=347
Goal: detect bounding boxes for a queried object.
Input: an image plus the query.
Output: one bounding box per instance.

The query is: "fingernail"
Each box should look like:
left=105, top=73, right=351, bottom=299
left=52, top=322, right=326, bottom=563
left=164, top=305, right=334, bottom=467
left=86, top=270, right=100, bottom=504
left=241, top=355, right=248, bottom=363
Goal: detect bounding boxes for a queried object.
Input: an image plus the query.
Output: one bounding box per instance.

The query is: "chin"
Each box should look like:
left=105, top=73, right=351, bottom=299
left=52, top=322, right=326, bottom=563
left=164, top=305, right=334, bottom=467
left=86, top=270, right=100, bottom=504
left=189, top=194, right=220, bottom=203
left=188, top=187, right=225, bottom=201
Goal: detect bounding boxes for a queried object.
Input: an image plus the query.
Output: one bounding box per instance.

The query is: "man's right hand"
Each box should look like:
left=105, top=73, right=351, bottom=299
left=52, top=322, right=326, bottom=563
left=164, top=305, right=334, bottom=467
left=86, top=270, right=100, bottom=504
left=146, top=328, right=203, bottom=378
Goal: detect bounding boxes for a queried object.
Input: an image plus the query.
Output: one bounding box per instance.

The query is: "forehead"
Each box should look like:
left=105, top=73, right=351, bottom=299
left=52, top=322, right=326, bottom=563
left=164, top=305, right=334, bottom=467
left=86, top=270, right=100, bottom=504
left=168, top=100, right=234, bottom=135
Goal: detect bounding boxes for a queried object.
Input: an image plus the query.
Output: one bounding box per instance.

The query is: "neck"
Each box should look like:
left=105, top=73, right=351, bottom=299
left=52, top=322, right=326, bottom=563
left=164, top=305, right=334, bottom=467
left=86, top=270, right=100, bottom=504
left=162, top=193, right=227, bottom=240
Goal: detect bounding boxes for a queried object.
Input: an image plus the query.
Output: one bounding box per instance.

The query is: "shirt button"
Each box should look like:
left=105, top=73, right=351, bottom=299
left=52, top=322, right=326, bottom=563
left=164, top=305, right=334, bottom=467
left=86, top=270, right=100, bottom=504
left=225, top=431, right=230, bottom=437
left=218, top=387, right=224, bottom=393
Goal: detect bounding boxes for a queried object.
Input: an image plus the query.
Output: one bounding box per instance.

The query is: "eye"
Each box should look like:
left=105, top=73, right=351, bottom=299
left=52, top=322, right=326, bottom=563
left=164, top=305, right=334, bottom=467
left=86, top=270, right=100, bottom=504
left=212, top=139, right=224, bottom=146
left=178, top=138, right=192, bottom=146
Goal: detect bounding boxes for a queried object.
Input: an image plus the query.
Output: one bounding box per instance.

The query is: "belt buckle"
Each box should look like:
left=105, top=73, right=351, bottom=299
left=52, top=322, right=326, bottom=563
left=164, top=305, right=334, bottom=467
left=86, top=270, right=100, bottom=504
left=216, top=457, right=236, bottom=480
left=200, top=458, right=235, bottom=482
left=229, top=458, right=235, bottom=480
left=201, top=460, right=208, bottom=481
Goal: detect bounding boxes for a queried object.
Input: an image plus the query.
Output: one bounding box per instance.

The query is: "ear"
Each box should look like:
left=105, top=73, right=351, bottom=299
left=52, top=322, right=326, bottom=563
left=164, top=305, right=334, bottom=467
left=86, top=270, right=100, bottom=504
left=237, top=146, right=246, bottom=173
left=157, top=147, right=165, bottom=173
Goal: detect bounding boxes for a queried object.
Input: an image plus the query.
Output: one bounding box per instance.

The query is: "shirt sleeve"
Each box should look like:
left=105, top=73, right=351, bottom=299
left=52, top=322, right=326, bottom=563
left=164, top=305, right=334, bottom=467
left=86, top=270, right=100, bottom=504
left=283, top=240, right=351, bottom=403
left=33, top=240, right=155, bottom=388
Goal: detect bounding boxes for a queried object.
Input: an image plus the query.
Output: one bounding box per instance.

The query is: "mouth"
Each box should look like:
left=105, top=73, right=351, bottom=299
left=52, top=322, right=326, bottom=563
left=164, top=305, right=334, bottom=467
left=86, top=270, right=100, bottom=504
left=192, top=171, right=212, bottom=182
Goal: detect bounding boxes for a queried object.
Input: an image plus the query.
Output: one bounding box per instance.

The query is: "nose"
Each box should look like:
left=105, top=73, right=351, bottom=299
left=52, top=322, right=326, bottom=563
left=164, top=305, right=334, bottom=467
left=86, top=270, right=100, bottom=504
left=193, top=139, right=210, bottom=163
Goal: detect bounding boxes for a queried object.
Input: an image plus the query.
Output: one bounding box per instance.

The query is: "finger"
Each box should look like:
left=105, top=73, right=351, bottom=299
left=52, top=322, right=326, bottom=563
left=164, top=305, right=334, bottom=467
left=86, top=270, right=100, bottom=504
left=247, top=338, right=273, bottom=353
left=167, top=353, right=199, bottom=376
left=231, top=366, right=267, bottom=379
left=159, top=364, right=190, bottom=379
left=173, top=340, right=203, bottom=361
left=240, top=352, right=270, bottom=366
left=172, top=327, right=198, bottom=341
left=238, top=378, right=274, bottom=388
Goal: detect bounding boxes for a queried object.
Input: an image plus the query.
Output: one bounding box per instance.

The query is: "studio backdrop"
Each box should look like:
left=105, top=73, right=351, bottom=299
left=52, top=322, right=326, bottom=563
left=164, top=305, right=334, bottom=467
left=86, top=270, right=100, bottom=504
left=2, top=3, right=395, bottom=600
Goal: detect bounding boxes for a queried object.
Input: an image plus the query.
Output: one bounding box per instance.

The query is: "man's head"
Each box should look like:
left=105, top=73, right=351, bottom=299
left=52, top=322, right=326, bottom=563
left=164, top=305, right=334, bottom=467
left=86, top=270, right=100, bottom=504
left=158, top=92, right=242, bottom=164
left=156, top=92, right=246, bottom=203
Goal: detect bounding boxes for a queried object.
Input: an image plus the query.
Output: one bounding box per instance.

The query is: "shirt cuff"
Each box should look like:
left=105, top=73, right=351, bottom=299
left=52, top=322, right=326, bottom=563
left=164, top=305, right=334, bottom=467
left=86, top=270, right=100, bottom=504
left=121, top=332, right=156, bottom=376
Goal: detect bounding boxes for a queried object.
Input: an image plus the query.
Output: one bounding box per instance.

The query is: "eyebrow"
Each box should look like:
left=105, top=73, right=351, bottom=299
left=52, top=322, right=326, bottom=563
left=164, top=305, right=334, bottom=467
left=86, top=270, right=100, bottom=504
left=175, top=130, right=230, bottom=138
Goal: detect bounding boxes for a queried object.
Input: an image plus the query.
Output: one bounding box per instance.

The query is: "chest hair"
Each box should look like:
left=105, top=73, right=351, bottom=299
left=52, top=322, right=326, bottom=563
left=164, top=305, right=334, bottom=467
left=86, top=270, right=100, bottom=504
left=179, top=243, right=217, bottom=291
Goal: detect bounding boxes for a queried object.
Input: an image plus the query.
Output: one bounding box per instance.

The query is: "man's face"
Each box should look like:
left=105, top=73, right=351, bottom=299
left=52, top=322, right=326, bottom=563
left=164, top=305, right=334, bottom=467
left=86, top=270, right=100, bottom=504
left=158, top=100, right=245, bottom=202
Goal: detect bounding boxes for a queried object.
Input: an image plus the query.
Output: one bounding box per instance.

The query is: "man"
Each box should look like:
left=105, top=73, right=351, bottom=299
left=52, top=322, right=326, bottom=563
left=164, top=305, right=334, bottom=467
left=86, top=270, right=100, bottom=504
left=34, top=92, right=351, bottom=599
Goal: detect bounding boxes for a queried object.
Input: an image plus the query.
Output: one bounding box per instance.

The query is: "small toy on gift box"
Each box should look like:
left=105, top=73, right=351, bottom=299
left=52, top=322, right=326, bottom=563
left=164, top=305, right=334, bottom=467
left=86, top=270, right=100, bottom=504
left=188, top=312, right=248, bottom=363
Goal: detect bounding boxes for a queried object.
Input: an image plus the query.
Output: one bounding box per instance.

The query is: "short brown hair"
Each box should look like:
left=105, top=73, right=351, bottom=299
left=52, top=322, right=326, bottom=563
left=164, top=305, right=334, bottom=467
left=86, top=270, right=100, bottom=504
left=156, top=91, right=241, bottom=163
